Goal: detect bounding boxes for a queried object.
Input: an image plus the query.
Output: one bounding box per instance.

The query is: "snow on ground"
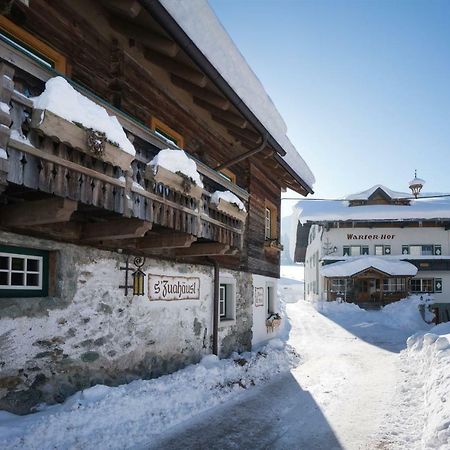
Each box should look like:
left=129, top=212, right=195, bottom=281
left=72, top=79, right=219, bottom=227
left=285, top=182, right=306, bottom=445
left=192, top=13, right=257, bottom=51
left=148, top=148, right=204, bottom=188
left=1, top=264, right=448, bottom=449
left=32, top=77, right=135, bottom=156
left=279, top=263, right=304, bottom=303
left=0, top=340, right=298, bottom=450
left=404, top=323, right=450, bottom=449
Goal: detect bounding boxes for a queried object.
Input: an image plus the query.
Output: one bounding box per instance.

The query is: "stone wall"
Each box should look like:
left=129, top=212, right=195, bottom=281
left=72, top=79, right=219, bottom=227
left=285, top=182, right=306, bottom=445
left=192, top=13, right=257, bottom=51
left=0, top=231, right=253, bottom=414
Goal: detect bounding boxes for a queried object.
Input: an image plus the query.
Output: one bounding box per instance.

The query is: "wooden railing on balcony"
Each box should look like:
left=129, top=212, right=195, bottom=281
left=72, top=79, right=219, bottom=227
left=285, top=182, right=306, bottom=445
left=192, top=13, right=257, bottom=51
left=0, top=43, right=248, bottom=252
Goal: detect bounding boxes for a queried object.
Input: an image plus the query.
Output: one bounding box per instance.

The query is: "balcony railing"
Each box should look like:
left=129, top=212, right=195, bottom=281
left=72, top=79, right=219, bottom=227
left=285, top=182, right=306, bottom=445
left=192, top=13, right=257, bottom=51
left=0, top=41, right=248, bottom=252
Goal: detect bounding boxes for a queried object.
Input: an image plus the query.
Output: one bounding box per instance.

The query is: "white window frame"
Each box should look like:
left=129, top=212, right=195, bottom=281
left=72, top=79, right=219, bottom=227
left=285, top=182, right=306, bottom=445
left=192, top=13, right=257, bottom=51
left=218, top=276, right=236, bottom=327
left=0, top=252, right=43, bottom=290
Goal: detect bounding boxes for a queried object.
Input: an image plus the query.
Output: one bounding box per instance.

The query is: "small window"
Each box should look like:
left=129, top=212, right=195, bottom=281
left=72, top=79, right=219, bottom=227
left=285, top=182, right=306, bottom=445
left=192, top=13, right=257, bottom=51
left=0, top=246, right=49, bottom=297
left=264, top=200, right=278, bottom=241
left=375, top=245, right=390, bottom=255
left=435, top=278, right=443, bottom=293
left=421, top=245, right=433, bottom=256
left=150, top=117, right=184, bottom=148
left=265, top=207, right=271, bottom=240
left=0, top=16, right=66, bottom=72
left=411, top=278, right=435, bottom=293
left=267, top=284, right=275, bottom=314
left=219, top=278, right=236, bottom=325
left=361, top=246, right=369, bottom=255
left=434, top=245, right=442, bottom=256
left=219, top=168, right=236, bottom=184
left=402, top=245, right=409, bottom=255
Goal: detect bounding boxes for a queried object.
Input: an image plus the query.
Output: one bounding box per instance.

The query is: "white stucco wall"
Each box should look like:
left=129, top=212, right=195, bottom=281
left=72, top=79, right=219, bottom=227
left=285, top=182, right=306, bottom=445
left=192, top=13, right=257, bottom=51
left=251, top=274, right=279, bottom=347
left=303, top=225, right=450, bottom=303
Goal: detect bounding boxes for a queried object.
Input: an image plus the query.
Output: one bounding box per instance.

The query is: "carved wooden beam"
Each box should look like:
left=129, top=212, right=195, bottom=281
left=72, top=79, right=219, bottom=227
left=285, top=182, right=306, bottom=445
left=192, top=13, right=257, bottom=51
left=144, top=50, right=207, bottom=87
left=193, top=97, right=247, bottom=128
left=103, top=0, right=141, bottom=18
left=136, top=233, right=197, bottom=249
left=15, top=223, right=82, bottom=241
left=171, top=75, right=230, bottom=110
left=81, top=218, right=152, bottom=242
left=109, top=16, right=179, bottom=57
left=0, top=198, right=78, bottom=227
left=175, top=243, right=230, bottom=257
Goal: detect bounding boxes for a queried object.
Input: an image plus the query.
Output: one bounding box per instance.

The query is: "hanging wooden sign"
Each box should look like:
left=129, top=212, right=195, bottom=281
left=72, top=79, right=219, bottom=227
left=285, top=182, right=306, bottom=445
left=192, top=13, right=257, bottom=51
left=148, top=275, right=200, bottom=301
left=254, top=287, right=264, bottom=307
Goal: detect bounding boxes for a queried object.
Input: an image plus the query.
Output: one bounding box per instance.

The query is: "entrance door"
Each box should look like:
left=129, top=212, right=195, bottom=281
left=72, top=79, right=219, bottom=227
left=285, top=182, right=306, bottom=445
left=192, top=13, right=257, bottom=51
left=356, top=279, right=369, bottom=302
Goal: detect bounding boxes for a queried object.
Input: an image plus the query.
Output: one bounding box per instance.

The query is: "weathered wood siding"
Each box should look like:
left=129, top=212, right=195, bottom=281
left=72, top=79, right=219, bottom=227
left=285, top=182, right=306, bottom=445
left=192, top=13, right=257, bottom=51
left=6, top=0, right=284, bottom=277
left=245, top=163, right=281, bottom=278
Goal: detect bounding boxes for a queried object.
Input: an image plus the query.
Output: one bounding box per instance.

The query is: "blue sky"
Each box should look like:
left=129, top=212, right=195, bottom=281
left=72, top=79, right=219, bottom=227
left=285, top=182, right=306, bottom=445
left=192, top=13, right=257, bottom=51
left=209, top=0, right=450, bottom=209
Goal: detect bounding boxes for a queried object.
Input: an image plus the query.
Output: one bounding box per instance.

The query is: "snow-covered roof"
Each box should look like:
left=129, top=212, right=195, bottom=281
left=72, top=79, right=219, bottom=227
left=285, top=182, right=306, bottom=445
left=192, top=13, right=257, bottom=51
left=409, top=177, right=425, bottom=187
left=320, top=256, right=418, bottom=278
left=159, top=0, right=315, bottom=191
left=345, top=185, right=410, bottom=201
left=296, top=194, right=450, bottom=224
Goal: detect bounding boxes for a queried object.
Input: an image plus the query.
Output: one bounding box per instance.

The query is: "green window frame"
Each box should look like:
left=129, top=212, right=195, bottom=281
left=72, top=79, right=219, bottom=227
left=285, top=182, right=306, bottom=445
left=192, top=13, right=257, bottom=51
left=0, top=245, right=49, bottom=297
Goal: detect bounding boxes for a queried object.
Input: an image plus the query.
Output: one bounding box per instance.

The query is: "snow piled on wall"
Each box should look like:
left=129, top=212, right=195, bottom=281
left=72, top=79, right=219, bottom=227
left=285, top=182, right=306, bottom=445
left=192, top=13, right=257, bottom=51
left=33, top=77, right=135, bottom=156
left=0, top=340, right=299, bottom=450
left=149, top=148, right=204, bottom=187
left=406, top=323, right=450, bottom=449
left=159, top=0, right=315, bottom=190
left=210, top=190, right=246, bottom=211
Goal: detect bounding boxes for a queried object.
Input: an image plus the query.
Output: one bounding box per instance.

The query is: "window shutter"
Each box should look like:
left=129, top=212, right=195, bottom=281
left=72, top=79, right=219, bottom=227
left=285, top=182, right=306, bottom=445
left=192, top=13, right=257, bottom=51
left=435, top=278, right=443, bottom=293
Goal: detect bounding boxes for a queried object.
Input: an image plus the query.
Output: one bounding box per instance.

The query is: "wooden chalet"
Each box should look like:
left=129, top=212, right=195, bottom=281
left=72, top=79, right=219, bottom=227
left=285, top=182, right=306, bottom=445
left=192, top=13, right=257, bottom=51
left=0, top=0, right=312, bottom=275
left=0, top=0, right=314, bottom=413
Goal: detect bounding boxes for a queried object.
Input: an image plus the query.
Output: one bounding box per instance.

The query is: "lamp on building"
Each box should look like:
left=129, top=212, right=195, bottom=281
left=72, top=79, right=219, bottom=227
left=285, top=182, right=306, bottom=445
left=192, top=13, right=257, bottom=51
left=132, top=256, right=146, bottom=296
left=409, top=170, right=425, bottom=199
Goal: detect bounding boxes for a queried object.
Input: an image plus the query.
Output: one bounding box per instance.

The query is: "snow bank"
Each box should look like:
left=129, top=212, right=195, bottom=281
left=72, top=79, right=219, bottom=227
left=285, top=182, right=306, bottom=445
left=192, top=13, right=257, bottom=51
left=211, top=190, right=246, bottom=211
left=32, top=77, right=135, bottom=156
left=0, top=341, right=298, bottom=450
left=314, top=295, right=431, bottom=333
left=406, top=323, right=450, bottom=449
left=159, top=0, right=315, bottom=190
left=149, top=148, right=203, bottom=188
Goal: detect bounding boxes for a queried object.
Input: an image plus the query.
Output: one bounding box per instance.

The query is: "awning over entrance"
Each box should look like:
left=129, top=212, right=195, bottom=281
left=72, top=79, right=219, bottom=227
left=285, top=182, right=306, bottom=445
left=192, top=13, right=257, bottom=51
left=320, top=256, right=418, bottom=278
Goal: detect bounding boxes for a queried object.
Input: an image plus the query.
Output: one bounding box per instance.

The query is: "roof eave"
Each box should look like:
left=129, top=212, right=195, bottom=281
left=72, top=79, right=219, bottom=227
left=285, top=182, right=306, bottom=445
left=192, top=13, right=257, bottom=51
left=140, top=0, right=314, bottom=194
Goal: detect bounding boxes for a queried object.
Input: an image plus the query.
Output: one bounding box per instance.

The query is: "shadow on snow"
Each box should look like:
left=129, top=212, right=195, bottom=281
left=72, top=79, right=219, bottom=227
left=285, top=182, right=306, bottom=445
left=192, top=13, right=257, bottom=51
left=314, top=306, right=412, bottom=353
left=142, top=372, right=343, bottom=450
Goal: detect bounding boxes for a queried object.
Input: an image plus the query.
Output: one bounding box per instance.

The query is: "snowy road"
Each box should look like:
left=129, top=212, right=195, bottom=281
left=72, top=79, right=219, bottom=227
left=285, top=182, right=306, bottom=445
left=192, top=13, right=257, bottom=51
left=146, top=300, right=415, bottom=450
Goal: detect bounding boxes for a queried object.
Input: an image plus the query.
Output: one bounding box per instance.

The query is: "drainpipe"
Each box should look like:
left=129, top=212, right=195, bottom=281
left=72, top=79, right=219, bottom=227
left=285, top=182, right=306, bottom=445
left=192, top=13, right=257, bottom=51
left=208, top=258, right=220, bottom=356
left=215, top=133, right=268, bottom=171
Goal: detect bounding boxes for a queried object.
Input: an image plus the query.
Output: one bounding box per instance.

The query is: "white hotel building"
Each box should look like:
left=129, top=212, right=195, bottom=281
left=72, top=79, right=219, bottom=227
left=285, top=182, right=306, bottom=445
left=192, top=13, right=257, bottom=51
left=292, top=182, right=450, bottom=309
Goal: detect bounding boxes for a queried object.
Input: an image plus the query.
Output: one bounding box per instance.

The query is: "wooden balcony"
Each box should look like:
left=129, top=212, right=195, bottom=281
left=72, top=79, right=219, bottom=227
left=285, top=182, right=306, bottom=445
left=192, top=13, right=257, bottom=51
left=0, top=44, right=248, bottom=256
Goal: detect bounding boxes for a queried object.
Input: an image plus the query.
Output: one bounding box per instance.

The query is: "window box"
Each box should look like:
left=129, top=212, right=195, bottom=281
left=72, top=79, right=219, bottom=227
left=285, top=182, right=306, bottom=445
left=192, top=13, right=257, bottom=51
left=30, top=109, right=134, bottom=172
left=264, top=239, right=284, bottom=252
left=211, top=197, right=247, bottom=221
left=144, top=165, right=203, bottom=200
left=266, top=312, right=282, bottom=333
